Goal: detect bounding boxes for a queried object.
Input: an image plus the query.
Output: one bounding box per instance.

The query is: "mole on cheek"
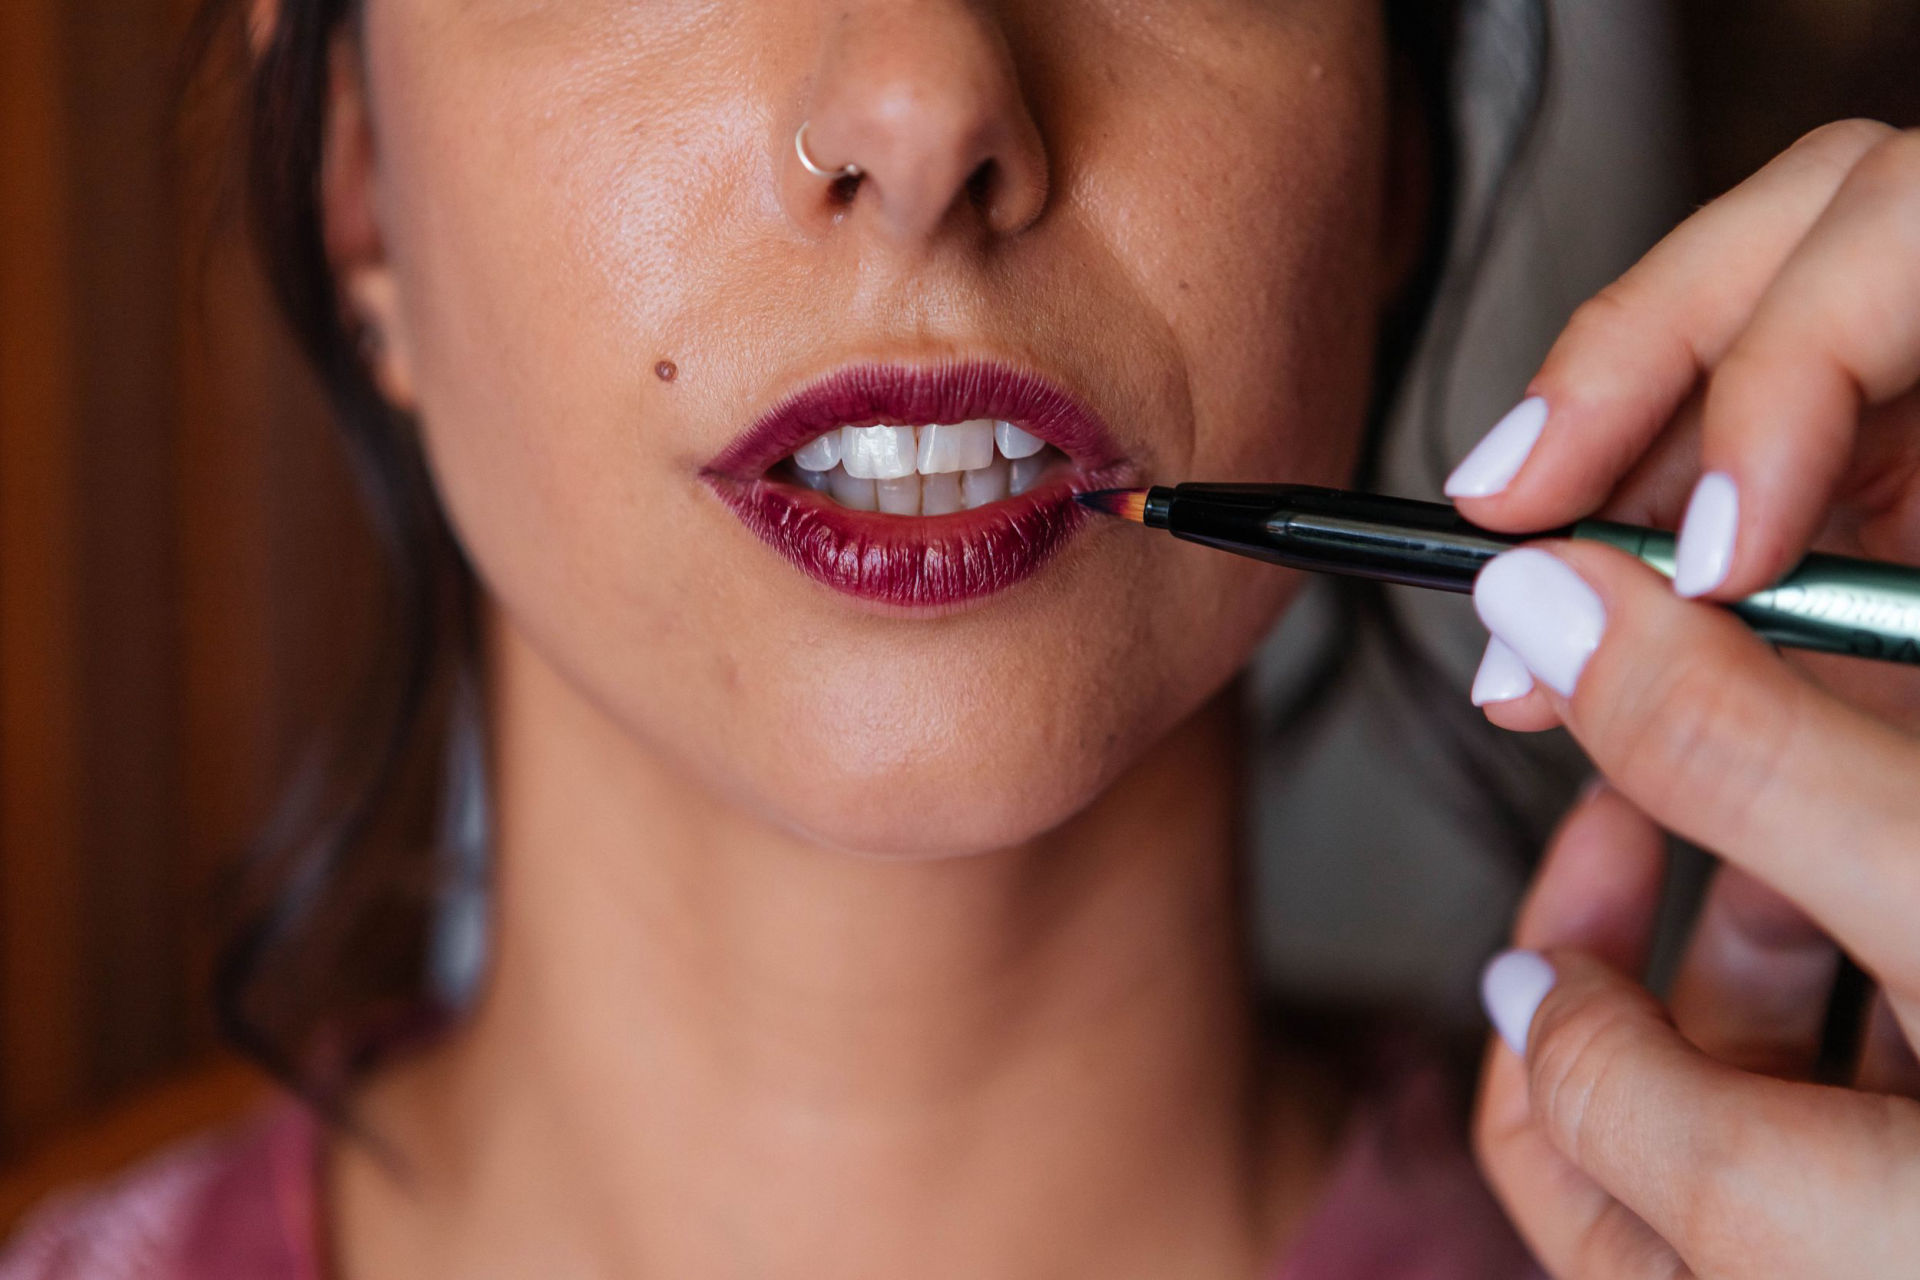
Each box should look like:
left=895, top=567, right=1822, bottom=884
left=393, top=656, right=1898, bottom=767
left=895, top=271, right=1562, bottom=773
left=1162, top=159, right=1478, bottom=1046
left=655, top=360, right=679, bottom=383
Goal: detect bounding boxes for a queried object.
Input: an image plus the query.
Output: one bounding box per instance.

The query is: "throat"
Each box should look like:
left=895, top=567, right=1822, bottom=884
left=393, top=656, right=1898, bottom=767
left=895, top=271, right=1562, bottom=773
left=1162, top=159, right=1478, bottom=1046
left=334, top=666, right=1316, bottom=1280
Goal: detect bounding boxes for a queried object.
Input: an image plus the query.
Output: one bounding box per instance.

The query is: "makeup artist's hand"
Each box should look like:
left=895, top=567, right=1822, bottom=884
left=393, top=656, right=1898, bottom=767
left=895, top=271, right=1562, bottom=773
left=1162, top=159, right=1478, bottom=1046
left=1437, top=119, right=1920, bottom=1278
left=1473, top=766, right=1920, bottom=1279
left=1449, top=118, right=1920, bottom=731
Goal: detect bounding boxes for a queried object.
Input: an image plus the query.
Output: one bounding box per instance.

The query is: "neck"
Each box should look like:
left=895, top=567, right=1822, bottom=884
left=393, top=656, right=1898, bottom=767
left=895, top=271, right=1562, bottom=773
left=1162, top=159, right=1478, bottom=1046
left=334, top=619, right=1339, bottom=1280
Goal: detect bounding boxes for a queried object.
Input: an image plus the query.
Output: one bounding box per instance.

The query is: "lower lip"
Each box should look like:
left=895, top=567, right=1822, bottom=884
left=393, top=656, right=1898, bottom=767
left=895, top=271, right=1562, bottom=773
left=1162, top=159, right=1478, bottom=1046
left=708, top=470, right=1124, bottom=608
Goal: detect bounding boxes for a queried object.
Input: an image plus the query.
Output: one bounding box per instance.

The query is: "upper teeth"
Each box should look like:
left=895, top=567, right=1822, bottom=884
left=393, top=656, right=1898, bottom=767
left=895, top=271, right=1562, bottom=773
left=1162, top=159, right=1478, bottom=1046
left=793, top=419, right=1046, bottom=479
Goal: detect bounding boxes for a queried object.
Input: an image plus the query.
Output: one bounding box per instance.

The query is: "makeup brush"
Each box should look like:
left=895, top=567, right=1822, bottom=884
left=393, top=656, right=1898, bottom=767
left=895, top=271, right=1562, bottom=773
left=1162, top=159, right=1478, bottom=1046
left=1078, top=484, right=1920, bottom=666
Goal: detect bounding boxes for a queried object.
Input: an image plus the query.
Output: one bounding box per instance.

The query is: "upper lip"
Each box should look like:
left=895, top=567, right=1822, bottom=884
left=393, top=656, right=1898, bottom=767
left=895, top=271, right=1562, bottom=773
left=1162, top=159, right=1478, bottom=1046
left=704, top=359, right=1129, bottom=479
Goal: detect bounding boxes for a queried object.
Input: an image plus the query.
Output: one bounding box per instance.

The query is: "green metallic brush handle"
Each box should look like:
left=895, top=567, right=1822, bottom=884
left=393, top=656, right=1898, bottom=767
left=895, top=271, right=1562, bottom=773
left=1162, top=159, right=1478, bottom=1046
left=1575, top=521, right=1920, bottom=665
left=1142, top=485, right=1920, bottom=667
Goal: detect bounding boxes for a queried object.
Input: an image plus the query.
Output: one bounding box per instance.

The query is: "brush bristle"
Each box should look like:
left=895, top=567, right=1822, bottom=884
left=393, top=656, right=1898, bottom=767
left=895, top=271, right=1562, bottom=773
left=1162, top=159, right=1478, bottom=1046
left=1075, top=488, right=1149, bottom=523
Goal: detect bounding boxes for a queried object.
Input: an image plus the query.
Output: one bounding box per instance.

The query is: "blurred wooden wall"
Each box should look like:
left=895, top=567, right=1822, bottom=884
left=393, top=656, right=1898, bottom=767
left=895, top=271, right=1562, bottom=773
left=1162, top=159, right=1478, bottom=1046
left=0, top=0, right=1917, bottom=1227
left=1, top=0, right=378, bottom=1169
left=1676, top=0, right=1920, bottom=198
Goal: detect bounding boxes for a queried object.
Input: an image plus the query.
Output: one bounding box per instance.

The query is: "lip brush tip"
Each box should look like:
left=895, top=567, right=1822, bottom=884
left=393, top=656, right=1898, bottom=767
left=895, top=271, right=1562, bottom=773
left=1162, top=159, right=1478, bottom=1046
left=1076, top=488, right=1150, bottom=523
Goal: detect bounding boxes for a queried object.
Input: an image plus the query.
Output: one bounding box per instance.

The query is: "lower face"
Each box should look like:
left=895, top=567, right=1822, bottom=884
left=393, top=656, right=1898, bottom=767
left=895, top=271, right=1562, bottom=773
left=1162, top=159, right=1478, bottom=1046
left=361, top=0, right=1400, bottom=856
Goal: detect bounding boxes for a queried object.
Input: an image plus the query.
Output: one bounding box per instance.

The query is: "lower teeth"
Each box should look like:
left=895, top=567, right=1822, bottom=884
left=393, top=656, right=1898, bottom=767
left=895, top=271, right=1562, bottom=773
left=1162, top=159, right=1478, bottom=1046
left=789, top=449, right=1061, bottom=514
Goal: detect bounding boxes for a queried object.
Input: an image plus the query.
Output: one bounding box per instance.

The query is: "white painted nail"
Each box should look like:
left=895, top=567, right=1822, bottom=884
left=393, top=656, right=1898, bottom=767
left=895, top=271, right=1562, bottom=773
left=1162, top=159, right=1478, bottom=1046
left=1474, top=548, right=1607, bottom=698
left=1481, top=949, right=1557, bottom=1057
left=1673, top=471, right=1739, bottom=598
left=1471, top=637, right=1536, bottom=706
left=1445, top=397, right=1550, bottom=499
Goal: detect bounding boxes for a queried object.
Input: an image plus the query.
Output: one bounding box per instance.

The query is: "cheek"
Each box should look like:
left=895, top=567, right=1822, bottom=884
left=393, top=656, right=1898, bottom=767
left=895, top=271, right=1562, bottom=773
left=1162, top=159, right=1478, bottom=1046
left=365, top=5, right=759, bottom=420
left=1072, top=25, right=1389, bottom=487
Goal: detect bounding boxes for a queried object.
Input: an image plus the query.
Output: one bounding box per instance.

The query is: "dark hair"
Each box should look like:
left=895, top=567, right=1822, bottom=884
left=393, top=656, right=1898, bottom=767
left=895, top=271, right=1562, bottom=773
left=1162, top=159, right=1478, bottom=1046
left=189, top=0, right=480, bottom=1096
left=190, top=0, right=1548, bottom=1104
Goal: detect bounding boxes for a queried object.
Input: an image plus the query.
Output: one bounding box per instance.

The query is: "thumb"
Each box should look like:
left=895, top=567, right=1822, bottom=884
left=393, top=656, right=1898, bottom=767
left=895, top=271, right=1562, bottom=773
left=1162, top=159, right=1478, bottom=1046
left=1483, top=948, right=1920, bottom=1279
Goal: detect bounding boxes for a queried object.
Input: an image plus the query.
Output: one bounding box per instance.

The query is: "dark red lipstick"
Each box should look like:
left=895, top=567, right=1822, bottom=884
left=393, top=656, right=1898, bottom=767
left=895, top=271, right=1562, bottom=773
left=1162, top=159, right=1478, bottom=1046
left=704, top=361, right=1134, bottom=608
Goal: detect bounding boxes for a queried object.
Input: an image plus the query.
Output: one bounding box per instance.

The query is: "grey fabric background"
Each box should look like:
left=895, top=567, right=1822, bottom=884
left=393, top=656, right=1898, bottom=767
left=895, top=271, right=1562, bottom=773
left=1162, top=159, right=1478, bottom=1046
left=1249, top=0, right=1689, bottom=1022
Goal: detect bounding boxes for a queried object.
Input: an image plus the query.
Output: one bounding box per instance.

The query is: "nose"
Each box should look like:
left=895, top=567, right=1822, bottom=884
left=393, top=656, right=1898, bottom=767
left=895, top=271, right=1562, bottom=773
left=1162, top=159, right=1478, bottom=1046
left=784, top=2, right=1050, bottom=245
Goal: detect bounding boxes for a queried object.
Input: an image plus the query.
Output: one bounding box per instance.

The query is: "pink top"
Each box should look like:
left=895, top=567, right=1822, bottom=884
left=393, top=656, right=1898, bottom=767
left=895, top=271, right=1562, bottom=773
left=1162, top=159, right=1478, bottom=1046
left=1, top=1066, right=1539, bottom=1279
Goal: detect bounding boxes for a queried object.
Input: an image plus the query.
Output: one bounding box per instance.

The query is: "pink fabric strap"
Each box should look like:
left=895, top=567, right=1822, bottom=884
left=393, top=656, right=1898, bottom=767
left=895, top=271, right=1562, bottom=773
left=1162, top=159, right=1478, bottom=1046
left=4, top=1063, right=1538, bottom=1279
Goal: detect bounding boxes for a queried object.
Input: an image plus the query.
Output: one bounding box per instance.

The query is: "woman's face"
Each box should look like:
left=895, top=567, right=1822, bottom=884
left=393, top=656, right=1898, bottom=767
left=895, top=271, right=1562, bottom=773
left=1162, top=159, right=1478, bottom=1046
left=336, top=0, right=1413, bottom=856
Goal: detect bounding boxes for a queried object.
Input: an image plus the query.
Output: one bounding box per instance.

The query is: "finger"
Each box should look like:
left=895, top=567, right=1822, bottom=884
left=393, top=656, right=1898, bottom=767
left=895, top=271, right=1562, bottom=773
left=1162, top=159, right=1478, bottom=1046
left=1681, top=127, right=1920, bottom=598
left=1474, top=542, right=1920, bottom=993
left=1469, top=637, right=1562, bottom=732
left=1591, top=390, right=1708, bottom=530
left=1474, top=787, right=1679, bottom=1278
left=1856, top=988, right=1920, bottom=1098
left=1508, top=949, right=1920, bottom=1277
left=1480, top=691, right=1559, bottom=734
left=1447, top=119, right=1898, bottom=524
left=1669, top=864, right=1839, bottom=1078
left=1512, top=782, right=1668, bottom=968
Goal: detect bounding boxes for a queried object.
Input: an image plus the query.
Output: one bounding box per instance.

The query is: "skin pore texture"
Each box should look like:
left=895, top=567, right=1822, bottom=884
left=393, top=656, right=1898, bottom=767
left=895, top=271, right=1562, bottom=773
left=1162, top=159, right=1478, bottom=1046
left=320, top=1, right=1425, bottom=1276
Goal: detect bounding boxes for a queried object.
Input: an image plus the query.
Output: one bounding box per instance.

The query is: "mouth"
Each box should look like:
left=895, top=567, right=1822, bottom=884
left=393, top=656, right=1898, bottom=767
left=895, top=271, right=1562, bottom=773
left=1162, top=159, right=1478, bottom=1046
left=704, top=361, right=1134, bottom=608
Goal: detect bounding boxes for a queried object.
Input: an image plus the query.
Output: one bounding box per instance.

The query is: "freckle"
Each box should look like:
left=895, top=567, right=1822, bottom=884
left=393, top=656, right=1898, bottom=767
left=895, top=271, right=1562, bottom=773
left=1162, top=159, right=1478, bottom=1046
left=655, top=360, right=678, bottom=383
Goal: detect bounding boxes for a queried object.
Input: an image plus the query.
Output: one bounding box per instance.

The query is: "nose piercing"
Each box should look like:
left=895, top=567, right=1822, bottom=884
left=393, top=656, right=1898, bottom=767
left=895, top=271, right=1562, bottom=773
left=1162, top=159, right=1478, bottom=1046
left=795, top=122, right=863, bottom=182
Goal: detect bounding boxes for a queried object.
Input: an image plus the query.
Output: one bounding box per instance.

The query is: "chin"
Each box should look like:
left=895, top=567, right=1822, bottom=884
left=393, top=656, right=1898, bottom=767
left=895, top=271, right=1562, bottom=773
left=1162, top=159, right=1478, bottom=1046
left=742, top=716, right=1114, bottom=862
left=776, top=764, right=1110, bottom=862
left=683, top=653, right=1129, bottom=860
left=775, top=775, right=1105, bottom=867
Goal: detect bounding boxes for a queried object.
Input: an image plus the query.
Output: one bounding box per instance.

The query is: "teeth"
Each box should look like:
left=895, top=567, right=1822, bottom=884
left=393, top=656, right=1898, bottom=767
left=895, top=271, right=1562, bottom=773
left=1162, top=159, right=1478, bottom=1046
left=916, top=420, right=996, bottom=474
left=788, top=426, right=1064, bottom=514
left=960, top=455, right=1009, bottom=509
left=827, top=466, right=878, bottom=511
left=793, top=431, right=842, bottom=472
left=793, top=419, right=1049, bottom=479
left=921, top=472, right=963, bottom=516
left=840, top=425, right=918, bottom=480
left=1008, top=454, right=1049, bottom=496
left=994, top=420, right=1045, bottom=460
left=876, top=474, right=921, bottom=516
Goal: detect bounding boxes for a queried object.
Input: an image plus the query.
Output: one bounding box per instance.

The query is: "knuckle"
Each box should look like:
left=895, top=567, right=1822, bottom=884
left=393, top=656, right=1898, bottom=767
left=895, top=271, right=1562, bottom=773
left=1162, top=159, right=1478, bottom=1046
left=1573, top=1207, right=1692, bottom=1280
left=1839, top=126, right=1920, bottom=203
left=1585, top=649, right=1792, bottom=850
left=1698, top=342, right=1779, bottom=422
left=1553, top=286, right=1642, bottom=363
left=1527, top=984, right=1641, bottom=1166
left=1673, top=1116, right=1769, bottom=1269
left=1553, top=282, right=1697, bottom=383
left=1787, top=118, right=1899, bottom=173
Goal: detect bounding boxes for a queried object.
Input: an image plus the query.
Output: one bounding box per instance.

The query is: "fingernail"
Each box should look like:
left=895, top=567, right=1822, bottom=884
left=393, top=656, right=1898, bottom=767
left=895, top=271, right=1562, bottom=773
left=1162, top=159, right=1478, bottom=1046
left=1673, top=471, right=1739, bottom=598
left=1474, top=548, right=1607, bottom=698
left=1481, top=949, right=1557, bottom=1057
left=1471, top=636, right=1536, bottom=706
left=1444, top=397, right=1550, bottom=499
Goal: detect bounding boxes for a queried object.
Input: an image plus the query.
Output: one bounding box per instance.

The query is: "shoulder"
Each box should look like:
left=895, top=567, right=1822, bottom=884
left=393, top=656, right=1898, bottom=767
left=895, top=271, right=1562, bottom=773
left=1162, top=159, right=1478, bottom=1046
left=0, top=1104, right=322, bottom=1280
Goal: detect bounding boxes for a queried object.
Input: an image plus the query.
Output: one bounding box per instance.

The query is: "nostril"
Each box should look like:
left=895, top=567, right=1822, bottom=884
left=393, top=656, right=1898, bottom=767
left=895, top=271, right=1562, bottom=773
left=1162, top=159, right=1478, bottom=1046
left=965, top=159, right=998, bottom=212
left=829, top=172, right=864, bottom=205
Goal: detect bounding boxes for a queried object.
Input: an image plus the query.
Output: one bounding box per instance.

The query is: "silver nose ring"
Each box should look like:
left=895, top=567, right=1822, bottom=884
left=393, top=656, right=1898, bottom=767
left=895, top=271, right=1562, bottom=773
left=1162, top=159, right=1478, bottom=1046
left=795, top=122, right=863, bottom=182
